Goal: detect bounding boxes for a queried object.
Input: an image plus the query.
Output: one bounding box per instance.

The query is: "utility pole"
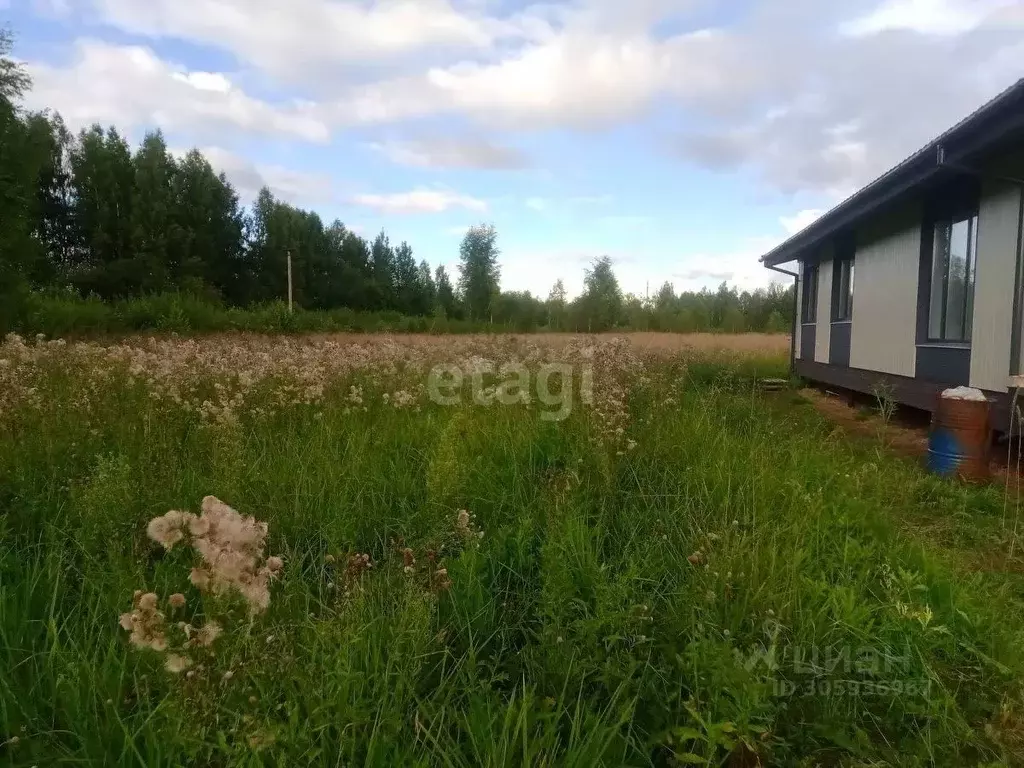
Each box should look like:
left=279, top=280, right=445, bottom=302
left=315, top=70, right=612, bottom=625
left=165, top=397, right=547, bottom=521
left=287, top=249, right=293, bottom=313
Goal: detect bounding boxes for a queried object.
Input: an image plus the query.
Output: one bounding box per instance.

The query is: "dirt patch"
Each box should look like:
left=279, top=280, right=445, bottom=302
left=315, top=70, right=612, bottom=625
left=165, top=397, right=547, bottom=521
left=799, top=388, right=930, bottom=459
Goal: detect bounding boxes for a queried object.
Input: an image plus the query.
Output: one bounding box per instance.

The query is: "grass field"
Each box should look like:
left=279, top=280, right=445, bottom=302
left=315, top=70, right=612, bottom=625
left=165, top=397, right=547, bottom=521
left=2, top=331, right=1024, bottom=766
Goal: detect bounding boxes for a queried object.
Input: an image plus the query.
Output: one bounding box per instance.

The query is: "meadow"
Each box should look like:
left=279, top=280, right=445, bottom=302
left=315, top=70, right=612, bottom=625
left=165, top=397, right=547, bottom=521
left=2, top=331, right=1024, bottom=767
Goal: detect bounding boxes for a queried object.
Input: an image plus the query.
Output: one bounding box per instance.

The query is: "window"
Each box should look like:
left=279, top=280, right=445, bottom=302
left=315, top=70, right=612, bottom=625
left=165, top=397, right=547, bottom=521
left=833, top=256, right=855, bottom=321
left=928, top=212, right=978, bottom=342
left=801, top=263, right=818, bottom=323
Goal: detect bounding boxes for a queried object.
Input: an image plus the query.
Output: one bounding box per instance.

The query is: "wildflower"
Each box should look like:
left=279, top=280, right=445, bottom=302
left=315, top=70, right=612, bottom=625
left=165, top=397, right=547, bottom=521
left=195, top=621, right=223, bottom=648
left=147, top=510, right=194, bottom=550
left=188, top=515, right=211, bottom=537
left=138, top=592, right=158, bottom=611
left=164, top=654, right=192, bottom=674
left=120, top=592, right=167, bottom=652
left=325, top=554, right=335, bottom=564
left=688, top=551, right=705, bottom=566
left=190, top=568, right=210, bottom=590
left=222, top=670, right=234, bottom=682
left=168, top=593, right=186, bottom=610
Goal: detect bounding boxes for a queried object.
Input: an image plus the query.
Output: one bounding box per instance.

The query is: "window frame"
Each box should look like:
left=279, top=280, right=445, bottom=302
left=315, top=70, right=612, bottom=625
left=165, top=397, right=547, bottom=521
left=801, top=262, right=819, bottom=324
left=832, top=255, right=855, bottom=322
left=926, top=210, right=978, bottom=343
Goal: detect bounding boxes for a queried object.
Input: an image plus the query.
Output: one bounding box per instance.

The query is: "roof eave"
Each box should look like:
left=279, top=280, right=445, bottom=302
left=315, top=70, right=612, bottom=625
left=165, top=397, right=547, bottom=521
left=760, top=78, right=1024, bottom=268
left=760, top=154, right=939, bottom=267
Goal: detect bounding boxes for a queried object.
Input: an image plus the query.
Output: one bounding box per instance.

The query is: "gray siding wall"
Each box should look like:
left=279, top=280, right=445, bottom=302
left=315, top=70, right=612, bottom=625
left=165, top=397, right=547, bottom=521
left=849, top=205, right=922, bottom=377
left=970, top=181, right=1022, bottom=392
left=794, top=263, right=803, bottom=360
left=814, top=259, right=832, bottom=363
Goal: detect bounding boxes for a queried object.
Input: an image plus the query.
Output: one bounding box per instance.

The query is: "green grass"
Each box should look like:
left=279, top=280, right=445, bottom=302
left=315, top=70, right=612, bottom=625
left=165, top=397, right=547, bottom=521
left=2, top=337, right=1024, bottom=766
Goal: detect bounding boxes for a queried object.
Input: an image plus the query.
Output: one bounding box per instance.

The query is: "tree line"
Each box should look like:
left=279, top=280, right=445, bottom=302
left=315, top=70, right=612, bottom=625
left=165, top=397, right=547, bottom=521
left=0, top=29, right=794, bottom=335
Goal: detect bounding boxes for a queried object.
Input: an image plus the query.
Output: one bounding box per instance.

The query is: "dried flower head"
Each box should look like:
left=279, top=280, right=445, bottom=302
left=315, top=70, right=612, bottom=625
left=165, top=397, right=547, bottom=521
left=168, top=593, right=186, bottom=610
left=119, top=593, right=167, bottom=652
left=344, top=553, right=373, bottom=590
left=164, top=654, right=192, bottom=674
left=147, top=510, right=195, bottom=550
left=194, top=621, right=223, bottom=648
left=146, top=496, right=282, bottom=614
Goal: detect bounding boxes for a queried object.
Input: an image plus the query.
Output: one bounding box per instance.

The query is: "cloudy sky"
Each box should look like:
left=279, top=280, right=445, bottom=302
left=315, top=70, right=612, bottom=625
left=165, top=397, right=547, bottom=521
left=5, top=0, right=1022, bottom=297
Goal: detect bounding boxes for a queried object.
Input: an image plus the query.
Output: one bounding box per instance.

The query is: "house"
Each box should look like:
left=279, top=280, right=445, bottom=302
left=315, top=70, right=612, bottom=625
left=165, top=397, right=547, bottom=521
left=761, top=79, right=1024, bottom=431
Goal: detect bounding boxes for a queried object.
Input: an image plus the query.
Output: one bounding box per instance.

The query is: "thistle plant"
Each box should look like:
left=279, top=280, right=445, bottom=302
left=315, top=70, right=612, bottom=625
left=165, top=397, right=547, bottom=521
left=119, top=496, right=283, bottom=674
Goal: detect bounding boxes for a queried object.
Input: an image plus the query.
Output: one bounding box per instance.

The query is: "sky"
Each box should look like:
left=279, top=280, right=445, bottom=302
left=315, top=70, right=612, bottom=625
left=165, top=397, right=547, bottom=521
left=4, top=0, right=1023, bottom=298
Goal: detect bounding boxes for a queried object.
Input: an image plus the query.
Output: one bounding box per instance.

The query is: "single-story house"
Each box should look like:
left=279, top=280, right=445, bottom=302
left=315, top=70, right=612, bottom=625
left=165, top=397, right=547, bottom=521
left=761, top=78, right=1024, bottom=431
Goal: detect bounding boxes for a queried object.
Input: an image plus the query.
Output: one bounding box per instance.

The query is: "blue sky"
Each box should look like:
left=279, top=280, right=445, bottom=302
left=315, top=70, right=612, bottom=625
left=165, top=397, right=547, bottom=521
left=5, top=0, right=1022, bottom=297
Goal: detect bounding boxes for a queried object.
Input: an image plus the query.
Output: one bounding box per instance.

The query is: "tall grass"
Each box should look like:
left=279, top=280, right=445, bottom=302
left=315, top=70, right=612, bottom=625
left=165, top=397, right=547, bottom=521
left=1, top=337, right=1022, bottom=765
left=11, top=291, right=519, bottom=337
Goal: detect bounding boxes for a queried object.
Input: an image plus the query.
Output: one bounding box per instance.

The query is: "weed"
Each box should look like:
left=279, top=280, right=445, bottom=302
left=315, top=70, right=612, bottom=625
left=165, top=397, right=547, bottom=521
left=0, top=333, right=1022, bottom=765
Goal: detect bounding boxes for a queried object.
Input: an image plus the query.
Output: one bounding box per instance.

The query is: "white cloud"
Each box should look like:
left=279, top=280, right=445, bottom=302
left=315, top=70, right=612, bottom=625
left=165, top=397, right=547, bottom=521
left=87, top=0, right=508, bottom=80
left=30, top=1, right=1021, bottom=203
left=333, top=28, right=748, bottom=130
left=780, top=209, right=825, bottom=236
left=350, top=188, right=487, bottom=214
left=369, top=135, right=530, bottom=169
left=24, top=39, right=329, bottom=143
left=674, top=5, right=1021, bottom=195
left=842, top=0, right=1018, bottom=36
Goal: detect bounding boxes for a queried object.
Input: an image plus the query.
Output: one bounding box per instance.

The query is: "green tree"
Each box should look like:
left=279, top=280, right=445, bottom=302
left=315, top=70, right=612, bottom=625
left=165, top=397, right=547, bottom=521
left=33, top=113, right=78, bottom=280
left=70, top=125, right=137, bottom=297
left=435, top=264, right=457, bottom=318
left=130, top=130, right=176, bottom=292
left=170, top=150, right=244, bottom=300
left=546, top=279, right=567, bottom=330
left=392, top=240, right=418, bottom=313
left=415, top=259, right=436, bottom=316
left=458, top=224, right=500, bottom=321
left=370, top=231, right=395, bottom=310
left=577, top=256, right=622, bottom=331
left=0, top=29, right=46, bottom=331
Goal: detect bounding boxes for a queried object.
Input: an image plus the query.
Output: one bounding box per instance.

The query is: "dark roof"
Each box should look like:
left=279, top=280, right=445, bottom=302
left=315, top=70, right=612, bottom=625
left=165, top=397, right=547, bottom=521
left=761, top=78, right=1024, bottom=267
